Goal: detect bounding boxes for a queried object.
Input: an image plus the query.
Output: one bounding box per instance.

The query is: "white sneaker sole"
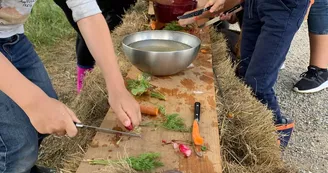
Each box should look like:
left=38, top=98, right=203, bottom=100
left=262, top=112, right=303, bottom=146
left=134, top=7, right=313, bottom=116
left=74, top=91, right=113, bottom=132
left=293, top=80, right=328, bottom=93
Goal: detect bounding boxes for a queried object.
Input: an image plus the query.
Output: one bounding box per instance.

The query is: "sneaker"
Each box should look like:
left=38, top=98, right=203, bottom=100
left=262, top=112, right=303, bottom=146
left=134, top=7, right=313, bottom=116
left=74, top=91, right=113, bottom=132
left=31, top=165, right=57, bottom=173
left=293, top=65, right=328, bottom=93
left=276, top=116, right=295, bottom=150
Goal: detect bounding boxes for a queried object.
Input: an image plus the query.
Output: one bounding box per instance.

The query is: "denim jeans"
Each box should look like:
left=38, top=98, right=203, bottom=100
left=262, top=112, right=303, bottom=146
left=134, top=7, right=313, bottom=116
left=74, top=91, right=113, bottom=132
left=238, top=0, right=309, bottom=123
left=308, top=0, right=328, bottom=34
left=0, top=34, right=57, bottom=173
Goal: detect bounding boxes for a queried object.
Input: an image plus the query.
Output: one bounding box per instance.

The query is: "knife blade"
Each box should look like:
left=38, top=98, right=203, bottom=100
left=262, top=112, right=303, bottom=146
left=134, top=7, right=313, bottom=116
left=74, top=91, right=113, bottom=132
left=75, top=123, right=142, bottom=138
left=198, top=4, right=242, bottom=28
left=177, top=5, right=213, bottom=19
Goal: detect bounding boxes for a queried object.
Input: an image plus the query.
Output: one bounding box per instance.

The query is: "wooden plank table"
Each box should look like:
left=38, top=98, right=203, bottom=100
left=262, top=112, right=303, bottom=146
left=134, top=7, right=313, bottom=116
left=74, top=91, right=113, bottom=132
left=76, top=29, right=222, bottom=173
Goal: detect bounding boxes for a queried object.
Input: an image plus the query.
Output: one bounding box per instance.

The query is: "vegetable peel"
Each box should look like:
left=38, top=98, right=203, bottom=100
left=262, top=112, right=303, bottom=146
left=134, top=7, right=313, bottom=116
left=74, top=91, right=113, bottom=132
left=179, top=144, right=191, bottom=157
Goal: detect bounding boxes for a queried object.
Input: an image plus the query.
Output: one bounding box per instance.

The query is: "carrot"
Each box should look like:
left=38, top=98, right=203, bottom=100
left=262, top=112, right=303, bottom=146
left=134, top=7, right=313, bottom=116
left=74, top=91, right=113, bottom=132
left=227, top=112, right=234, bottom=119
left=200, top=49, right=209, bottom=54
left=140, top=105, right=159, bottom=116
left=150, top=20, right=165, bottom=30
left=192, top=120, right=204, bottom=145
left=150, top=21, right=156, bottom=30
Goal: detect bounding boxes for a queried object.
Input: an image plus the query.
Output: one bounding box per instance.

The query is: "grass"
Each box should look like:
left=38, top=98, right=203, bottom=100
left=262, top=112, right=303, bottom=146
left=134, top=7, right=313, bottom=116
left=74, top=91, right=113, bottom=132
left=89, top=152, right=164, bottom=172
left=25, top=0, right=75, bottom=47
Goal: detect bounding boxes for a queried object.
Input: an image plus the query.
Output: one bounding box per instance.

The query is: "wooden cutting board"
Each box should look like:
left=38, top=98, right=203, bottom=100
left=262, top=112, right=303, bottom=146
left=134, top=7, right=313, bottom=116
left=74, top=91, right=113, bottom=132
left=76, top=28, right=222, bottom=173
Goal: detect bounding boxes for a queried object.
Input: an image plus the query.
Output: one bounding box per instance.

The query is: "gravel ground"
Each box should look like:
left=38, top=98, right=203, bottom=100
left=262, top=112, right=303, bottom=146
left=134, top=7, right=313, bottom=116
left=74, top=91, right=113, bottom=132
left=277, top=22, right=328, bottom=173
left=228, top=22, right=328, bottom=173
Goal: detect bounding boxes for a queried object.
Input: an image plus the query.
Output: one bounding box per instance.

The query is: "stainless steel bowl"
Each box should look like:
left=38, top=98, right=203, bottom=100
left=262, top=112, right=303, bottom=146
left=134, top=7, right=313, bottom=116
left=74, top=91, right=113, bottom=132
left=122, top=30, right=201, bottom=76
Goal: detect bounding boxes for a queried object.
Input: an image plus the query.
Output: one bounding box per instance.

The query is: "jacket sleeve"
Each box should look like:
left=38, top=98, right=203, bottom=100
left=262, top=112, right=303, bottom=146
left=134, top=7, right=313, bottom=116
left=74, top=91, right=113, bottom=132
left=66, top=0, right=102, bottom=22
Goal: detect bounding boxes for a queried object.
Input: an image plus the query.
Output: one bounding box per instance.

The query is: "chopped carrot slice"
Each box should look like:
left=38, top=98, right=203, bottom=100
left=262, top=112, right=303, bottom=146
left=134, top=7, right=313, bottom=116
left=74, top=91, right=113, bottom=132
left=140, top=105, right=159, bottom=116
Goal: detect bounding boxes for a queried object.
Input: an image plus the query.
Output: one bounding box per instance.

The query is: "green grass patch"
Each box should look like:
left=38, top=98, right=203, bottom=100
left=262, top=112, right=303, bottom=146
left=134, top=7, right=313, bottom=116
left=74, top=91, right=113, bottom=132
left=25, top=0, right=75, bottom=47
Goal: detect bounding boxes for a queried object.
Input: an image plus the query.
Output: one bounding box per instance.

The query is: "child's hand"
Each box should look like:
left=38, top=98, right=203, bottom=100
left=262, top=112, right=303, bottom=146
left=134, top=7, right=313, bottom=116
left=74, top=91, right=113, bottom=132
left=25, top=97, right=81, bottom=137
left=108, top=87, right=142, bottom=130
left=219, top=12, right=238, bottom=24
left=205, top=0, right=226, bottom=13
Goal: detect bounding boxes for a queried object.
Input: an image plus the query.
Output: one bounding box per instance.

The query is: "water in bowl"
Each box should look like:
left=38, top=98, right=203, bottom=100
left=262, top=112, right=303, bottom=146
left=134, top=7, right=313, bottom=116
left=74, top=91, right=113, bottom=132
left=128, top=39, right=191, bottom=52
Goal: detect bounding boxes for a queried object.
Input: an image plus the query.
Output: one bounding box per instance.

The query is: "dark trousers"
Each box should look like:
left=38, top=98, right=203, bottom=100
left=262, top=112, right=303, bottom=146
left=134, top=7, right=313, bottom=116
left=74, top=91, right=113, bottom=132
left=54, top=0, right=136, bottom=68
left=238, top=0, right=309, bottom=123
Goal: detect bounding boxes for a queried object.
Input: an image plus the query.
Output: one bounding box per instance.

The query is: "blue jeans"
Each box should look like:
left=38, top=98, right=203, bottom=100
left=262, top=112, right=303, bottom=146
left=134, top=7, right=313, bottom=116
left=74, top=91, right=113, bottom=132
left=0, top=34, right=57, bottom=173
left=308, top=0, right=328, bottom=34
left=238, top=0, right=309, bottom=123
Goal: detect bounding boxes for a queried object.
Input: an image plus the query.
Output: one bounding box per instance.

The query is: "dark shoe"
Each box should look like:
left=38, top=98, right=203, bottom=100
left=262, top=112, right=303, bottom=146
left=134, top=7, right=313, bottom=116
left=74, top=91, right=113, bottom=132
left=30, top=165, right=57, bottom=173
left=275, top=116, right=295, bottom=150
left=293, top=65, right=328, bottom=93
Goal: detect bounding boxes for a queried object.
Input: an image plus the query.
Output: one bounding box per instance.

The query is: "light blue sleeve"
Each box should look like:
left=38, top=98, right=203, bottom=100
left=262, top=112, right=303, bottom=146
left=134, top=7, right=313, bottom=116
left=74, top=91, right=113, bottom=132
left=66, top=0, right=102, bottom=22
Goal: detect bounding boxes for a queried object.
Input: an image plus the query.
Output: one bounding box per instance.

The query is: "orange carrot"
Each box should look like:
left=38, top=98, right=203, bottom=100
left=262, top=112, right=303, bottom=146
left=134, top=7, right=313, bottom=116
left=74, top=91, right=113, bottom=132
left=192, top=120, right=204, bottom=145
left=227, top=112, right=234, bottom=119
left=140, top=105, right=159, bottom=116
left=150, top=20, right=165, bottom=30
left=200, top=49, right=208, bottom=54
left=150, top=21, right=156, bottom=30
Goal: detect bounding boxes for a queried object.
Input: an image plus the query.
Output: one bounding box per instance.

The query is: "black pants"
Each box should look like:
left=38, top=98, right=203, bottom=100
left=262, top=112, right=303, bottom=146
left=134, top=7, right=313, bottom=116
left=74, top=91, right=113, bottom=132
left=54, top=0, right=136, bottom=68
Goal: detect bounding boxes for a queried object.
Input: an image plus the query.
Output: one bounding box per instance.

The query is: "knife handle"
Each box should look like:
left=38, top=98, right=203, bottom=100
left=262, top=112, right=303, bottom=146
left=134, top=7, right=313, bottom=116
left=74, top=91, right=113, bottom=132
left=177, top=5, right=213, bottom=19
left=74, top=122, right=84, bottom=128
left=194, top=102, right=201, bottom=122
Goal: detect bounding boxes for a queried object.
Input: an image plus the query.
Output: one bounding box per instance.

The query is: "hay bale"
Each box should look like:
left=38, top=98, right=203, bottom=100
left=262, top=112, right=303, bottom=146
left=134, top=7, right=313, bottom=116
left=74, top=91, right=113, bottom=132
left=209, top=29, right=295, bottom=173
left=38, top=0, right=150, bottom=171
left=111, top=0, right=150, bottom=76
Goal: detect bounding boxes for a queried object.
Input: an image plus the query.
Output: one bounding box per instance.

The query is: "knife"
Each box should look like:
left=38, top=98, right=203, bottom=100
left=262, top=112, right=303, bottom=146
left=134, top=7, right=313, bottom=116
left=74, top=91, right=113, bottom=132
left=193, top=102, right=204, bottom=157
left=75, top=123, right=142, bottom=138
left=198, top=4, right=243, bottom=28
left=198, top=4, right=242, bottom=28
left=177, top=5, right=213, bottom=19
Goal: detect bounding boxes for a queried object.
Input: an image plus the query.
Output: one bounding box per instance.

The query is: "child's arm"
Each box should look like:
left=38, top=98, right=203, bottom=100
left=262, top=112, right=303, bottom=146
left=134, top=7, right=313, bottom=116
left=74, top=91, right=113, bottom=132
left=67, top=0, right=141, bottom=128
left=0, top=54, right=80, bottom=137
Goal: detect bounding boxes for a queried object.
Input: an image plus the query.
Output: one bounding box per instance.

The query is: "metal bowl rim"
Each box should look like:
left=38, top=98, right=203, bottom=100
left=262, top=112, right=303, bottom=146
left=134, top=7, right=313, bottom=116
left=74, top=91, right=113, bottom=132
left=122, top=30, right=201, bottom=54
